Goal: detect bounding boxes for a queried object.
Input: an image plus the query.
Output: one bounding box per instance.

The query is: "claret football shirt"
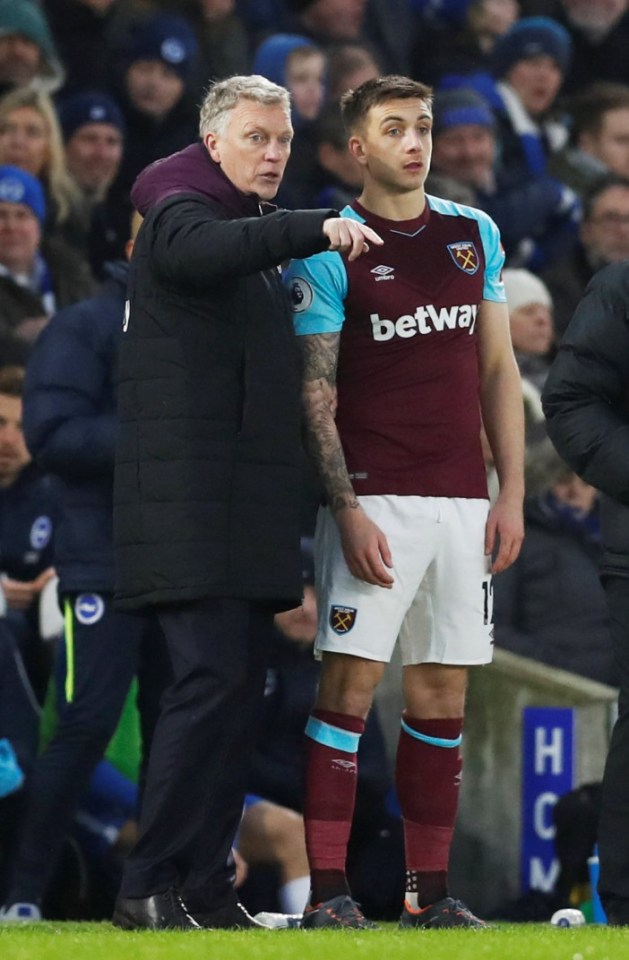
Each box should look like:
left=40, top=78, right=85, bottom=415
left=284, top=196, right=506, bottom=499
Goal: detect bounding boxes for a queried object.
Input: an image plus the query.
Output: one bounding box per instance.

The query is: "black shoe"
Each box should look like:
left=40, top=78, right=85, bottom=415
left=400, top=896, right=489, bottom=929
left=192, top=900, right=270, bottom=929
left=301, top=894, right=377, bottom=929
left=112, top=888, right=201, bottom=930
left=604, top=900, right=629, bottom=926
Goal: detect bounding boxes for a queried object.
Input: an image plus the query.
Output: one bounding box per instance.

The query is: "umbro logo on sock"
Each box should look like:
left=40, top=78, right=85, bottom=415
left=331, top=758, right=356, bottom=773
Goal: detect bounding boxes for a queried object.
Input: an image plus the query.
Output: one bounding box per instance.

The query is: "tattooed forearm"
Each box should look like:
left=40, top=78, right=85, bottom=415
left=299, top=334, right=357, bottom=514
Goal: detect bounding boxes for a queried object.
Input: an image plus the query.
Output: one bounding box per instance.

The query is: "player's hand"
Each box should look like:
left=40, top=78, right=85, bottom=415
left=485, top=494, right=524, bottom=574
left=336, top=505, right=394, bottom=588
left=322, top=218, right=383, bottom=261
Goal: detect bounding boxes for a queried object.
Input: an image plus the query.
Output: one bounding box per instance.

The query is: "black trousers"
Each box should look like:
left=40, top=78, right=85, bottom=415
left=598, top=575, right=629, bottom=914
left=119, top=597, right=273, bottom=910
left=6, top=595, right=167, bottom=906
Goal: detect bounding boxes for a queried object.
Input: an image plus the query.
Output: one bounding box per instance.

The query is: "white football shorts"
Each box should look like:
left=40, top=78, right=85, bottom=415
left=314, top=495, right=493, bottom=665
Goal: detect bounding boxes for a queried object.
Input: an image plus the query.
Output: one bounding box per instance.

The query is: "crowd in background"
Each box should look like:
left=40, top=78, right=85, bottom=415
left=0, top=0, right=628, bottom=922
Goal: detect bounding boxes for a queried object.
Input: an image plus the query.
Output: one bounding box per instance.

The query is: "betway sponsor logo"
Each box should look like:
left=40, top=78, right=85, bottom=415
left=370, top=303, right=478, bottom=340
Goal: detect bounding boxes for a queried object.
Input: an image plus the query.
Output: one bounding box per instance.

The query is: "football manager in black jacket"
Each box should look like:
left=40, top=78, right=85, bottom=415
left=542, top=261, right=629, bottom=926
left=111, top=73, right=381, bottom=931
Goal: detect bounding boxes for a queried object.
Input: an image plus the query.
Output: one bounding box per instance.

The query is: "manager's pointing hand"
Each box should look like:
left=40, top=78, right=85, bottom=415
left=322, top=217, right=383, bottom=261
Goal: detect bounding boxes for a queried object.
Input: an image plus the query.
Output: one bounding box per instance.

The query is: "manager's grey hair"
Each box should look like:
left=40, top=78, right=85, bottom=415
left=199, top=75, right=291, bottom=139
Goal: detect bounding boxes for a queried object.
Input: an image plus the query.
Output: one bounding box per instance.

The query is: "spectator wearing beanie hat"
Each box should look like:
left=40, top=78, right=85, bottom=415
left=59, top=91, right=125, bottom=199
left=0, top=0, right=64, bottom=97
left=110, top=13, right=201, bottom=247
left=502, top=267, right=554, bottom=392
left=522, top=0, right=629, bottom=95
left=0, top=164, right=95, bottom=352
left=485, top=16, right=572, bottom=180
left=126, top=15, right=198, bottom=109
left=251, top=33, right=327, bottom=208
left=427, top=87, right=580, bottom=272
left=56, top=90, right=127, bottom=280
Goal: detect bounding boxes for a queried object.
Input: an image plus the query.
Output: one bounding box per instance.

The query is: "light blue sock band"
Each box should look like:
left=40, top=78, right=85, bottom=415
left=400, top=717, right=462, bottom=748
left=305, top=716, right=361, bottom=753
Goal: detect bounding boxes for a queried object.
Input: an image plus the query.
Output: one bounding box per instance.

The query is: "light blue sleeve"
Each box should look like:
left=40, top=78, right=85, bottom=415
left=426, top=195, right=506, bottom=303
left=475, top=209, right=506, bottom=303
left=283, top=250, right=348, bottom=334
left=283, top=204, right=362, bottom=334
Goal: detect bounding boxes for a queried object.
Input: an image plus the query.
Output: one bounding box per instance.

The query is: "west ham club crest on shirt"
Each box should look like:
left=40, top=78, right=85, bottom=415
left=447, top=241, right=480, bottom=275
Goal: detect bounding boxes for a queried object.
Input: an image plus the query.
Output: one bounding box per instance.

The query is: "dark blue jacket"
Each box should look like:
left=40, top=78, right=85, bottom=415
left=0, top=462, right=55, bottom=583
left=23, top=262, right=127, bottom=594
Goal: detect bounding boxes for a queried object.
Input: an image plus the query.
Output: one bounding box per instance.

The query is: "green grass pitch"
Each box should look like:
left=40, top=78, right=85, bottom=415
left=0, top=922, right=626, bottom=960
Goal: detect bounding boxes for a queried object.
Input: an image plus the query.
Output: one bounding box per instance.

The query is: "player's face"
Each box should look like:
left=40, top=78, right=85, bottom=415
left=351, top=98, right=432, bottom=195
left=204, top=100, right=293, bottom=200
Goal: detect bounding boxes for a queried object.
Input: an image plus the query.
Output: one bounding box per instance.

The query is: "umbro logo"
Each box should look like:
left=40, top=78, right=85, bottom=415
left=331, top=758, right=356, bottom=773
left=371, top=264, right=395, bottom=281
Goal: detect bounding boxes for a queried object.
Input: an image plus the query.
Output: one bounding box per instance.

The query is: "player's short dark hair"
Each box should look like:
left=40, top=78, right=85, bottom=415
left=340, top=75, right=433, bottom=134
left=0, top=365, right=25, bottom=398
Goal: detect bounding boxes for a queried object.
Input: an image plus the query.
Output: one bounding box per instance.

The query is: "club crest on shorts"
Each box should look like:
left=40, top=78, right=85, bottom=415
left=447, top=241, right=479, bottom=275
left=330, top=604, right=357, bottom=635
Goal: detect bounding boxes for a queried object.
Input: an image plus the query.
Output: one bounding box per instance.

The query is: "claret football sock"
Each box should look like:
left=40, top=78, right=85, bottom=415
left=396, top=713, right=463, bottom=908
left=303, top=709, right=365, bottom=905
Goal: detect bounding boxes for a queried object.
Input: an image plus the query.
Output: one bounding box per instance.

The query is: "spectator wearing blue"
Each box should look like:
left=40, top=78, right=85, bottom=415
left=0, top=165, right=95, bottom=354
left=253, top=34, right=326, bottom=129
left=0, top=364, right=55, bottom=703
left=487, top=16, right=572, bottom=179
left=252, top=33, right=326, bottom=208
left=0, top=0, right=64, bottom=97
left=0, top=364, right=56, bottom=904
left=113, top=14, right=200, bottom=210
left=0, top=220, right=169, bottom=923
left=410, top=0, right=519, bottom=88
left=427, top=88, right=580, bottom=272
left=57, top=90, right=127, bottom=277
left=522, top=0, right=629, bottom=95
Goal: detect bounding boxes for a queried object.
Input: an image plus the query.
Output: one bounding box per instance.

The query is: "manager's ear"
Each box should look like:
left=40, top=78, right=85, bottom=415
left=204, top=131, right=221, bottom=164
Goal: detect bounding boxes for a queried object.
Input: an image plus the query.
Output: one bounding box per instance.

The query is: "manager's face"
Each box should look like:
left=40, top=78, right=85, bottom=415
left=204, top=99, right=293, bottom=200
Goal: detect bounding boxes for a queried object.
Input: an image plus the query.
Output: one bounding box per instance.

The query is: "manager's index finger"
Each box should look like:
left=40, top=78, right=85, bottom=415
left=361, top=224, right=384, bottom=245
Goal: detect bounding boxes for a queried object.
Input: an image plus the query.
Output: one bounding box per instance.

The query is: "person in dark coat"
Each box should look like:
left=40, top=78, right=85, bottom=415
left=110, top=73, right=379, bottom=932
left=0, top=257, right=168, bottom=924
left=493, top=440, right=614, bottom=686
left=0, top=365, right=56, bottom=700
left=542, top=261, right=629, bottom=926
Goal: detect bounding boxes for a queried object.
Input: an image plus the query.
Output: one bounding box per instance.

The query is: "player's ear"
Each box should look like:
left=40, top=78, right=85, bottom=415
left=349, top=136, right=367, bottom=166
